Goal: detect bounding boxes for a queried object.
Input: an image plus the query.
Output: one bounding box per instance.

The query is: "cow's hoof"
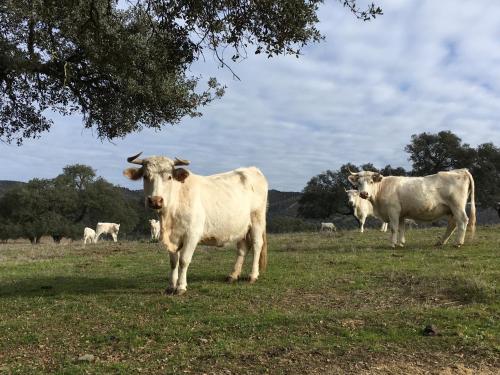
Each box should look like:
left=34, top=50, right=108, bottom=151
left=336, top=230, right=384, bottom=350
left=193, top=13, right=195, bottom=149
left=390, top=244, right=396, bottom=249
left=163, top=287, right=175, bottom=295
left=454, top=244, right=462, bottom=249
left=175, top=288, right=187, bottom=296
left=249, top=277, right=258, bottom=284
left=226, top=275, right=238, bottom=283
left=398, top=243, right=405, bottom=248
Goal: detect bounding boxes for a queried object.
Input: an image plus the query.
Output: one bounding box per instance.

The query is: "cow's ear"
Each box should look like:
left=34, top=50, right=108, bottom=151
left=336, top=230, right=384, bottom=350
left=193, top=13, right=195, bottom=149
left=348, top=175, right=359, bottom=186
left=373, top=173, right=383, bottom=182
left=123, top=167, right=143, bottom=180
left=173, top=168, right=189, bottom=182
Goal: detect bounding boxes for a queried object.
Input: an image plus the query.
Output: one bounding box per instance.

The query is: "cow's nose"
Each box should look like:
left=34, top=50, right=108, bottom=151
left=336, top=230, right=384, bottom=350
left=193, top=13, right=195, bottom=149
left=359, top=191, right=369, bottom=199
left=148, top=196, right=164, bottom=209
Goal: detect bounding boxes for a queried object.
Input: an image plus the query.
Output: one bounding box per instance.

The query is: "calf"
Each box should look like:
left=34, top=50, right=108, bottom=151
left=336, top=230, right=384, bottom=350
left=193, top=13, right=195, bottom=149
left=95, top=222, right=120, bottom=242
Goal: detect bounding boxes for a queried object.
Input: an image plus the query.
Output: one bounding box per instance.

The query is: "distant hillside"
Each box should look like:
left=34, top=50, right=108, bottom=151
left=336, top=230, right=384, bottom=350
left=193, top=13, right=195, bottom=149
left=267, top=189, right=302, bottom=217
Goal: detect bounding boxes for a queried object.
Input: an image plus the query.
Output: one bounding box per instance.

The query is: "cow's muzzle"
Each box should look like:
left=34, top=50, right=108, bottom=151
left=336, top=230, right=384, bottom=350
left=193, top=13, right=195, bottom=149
left=359, top=191, right=369, bottom=199
left=148, top=196, right=164, bottom=209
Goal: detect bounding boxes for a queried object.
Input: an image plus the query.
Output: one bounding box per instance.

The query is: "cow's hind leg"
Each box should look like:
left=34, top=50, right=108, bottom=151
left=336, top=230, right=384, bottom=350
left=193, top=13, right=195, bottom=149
left=228, top=238, right=248, bottom=283
left=452, top=208, right=469, bottom=247
left=397, top=218, right=406, bottom=247
left=165, top=251, right=179, bottom=294
left=249, top=210, right=266, bottom=283
left=436, top=216, right=456, bottom=246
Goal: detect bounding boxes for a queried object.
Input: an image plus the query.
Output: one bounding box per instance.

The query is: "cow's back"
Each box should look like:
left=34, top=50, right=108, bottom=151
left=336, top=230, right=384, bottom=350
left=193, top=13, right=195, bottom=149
left=376, top=170, right=472, bottom=220
left=192, top=167, right=268, bottom=242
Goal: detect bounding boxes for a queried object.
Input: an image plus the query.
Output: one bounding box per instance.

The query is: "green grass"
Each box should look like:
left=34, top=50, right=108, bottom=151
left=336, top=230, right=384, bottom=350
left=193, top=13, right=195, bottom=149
left=0, top=227, right=499, bottom=374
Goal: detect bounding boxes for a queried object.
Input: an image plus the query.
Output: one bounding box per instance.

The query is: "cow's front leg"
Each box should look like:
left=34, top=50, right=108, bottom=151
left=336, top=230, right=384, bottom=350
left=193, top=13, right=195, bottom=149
left=165, top=251, right=179, bottom=294
left=175, top=239, right=198, bottom=295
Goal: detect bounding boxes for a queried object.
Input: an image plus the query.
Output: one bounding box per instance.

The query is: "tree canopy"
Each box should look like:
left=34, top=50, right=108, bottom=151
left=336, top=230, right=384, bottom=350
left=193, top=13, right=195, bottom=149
left=0, top=0, right=382, bottom=145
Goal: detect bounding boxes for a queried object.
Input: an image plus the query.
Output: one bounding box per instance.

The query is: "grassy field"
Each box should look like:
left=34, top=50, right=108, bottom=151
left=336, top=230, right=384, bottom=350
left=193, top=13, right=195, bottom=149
left=0, top=226, right=499, bottom=374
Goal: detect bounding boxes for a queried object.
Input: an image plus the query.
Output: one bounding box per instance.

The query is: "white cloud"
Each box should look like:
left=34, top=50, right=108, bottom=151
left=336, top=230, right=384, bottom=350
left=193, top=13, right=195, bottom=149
left=2, top=0, right=500, bottom=191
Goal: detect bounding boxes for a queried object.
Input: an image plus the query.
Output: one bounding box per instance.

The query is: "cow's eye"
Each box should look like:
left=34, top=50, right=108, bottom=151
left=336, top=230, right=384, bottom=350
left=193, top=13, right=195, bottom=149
left=167, top=176, right=172, bottom=180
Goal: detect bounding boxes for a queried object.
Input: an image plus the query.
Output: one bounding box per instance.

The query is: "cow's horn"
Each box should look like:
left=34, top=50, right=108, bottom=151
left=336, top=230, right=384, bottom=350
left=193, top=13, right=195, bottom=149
left=347, top=166, right=357, bottom=175
left=127, top=152, right=144, bottom=165
left=174, top=157, right=190, bottom=166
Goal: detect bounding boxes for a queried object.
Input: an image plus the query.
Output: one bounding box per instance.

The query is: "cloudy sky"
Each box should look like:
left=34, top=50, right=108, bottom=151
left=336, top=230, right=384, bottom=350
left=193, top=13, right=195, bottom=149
left=2, top=0, right=500, bottom=191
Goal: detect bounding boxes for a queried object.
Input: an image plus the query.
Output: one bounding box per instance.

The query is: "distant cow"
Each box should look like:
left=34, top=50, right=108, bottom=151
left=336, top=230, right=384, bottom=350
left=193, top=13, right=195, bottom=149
left=149, top=219, right=160, bottom=241
left=83, top=227, right=96, bottom=245
left=124, top=152, right=268, bottom=295
left=320, top=222, right=337, bottom=232
left=95, top=222, right=120, bottom=242
left=348, top=169, right=475, bottom=248
left=345, top=189, right=388, bottom=233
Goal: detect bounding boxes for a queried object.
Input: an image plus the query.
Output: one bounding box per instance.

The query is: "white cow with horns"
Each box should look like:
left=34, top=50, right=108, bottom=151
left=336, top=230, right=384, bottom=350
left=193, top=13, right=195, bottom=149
left=123, top=152, right=268, bottom=295
left=348, top=169, right=475, bottom=248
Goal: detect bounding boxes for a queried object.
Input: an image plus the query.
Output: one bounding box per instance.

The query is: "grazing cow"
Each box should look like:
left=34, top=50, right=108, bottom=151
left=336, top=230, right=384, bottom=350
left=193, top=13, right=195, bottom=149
left=83, top=227, right=96, bottom=245
left=95, top=222, right=120, bottom=242
left=124, top=152, right=268, bottom=295
left=149, top=219, right=160, bottom=241
left=320, top=222, right=337, bottom=232
left=345, top=189, right=388, bottom=233
left=348, top=169, right=475, bottom=248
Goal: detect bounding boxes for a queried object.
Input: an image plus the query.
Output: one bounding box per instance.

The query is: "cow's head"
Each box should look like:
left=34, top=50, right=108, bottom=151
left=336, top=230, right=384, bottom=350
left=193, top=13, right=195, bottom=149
left=347, top=170, right=383, bottom=200
left=123, top=152, right=190, bottom=210
left=345, top=188, right=360, bottom=207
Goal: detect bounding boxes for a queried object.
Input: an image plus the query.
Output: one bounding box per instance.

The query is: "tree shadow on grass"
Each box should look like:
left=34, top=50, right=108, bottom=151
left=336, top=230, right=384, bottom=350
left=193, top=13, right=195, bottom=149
left=0, top=275, right=157, bottom=298
left=0, top=271, right=238, bottom=298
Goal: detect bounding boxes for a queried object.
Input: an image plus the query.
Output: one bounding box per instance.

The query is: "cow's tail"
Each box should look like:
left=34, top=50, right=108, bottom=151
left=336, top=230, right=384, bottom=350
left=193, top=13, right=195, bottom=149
left=466, top=169, right=476, bottom=240
left=259, top=231, right=268, bottom=272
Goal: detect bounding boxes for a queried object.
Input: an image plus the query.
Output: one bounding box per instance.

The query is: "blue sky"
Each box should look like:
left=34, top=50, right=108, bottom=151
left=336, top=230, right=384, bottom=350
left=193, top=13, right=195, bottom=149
left=2, top=0, right=500, bottom=191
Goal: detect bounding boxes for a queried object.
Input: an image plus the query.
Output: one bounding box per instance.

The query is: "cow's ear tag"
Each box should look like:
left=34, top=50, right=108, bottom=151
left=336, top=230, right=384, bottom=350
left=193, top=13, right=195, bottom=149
left=173, top=168, right=189, bottom=182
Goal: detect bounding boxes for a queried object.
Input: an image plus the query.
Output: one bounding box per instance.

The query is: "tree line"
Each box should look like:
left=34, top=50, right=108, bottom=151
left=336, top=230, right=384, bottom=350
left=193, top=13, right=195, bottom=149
left=0, top=165, right=154, bottom=243
left=298, top=131, right=500, bottom=219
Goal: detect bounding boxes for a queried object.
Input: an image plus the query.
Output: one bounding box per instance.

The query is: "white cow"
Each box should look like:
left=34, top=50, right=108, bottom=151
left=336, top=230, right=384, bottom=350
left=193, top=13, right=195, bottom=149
left=345, top=189, right=388, bottom=233
left=348, top=169, right=475, bottom=248
left=95, top=222, right=120, bottom=242
left=320, top=222, right=337, bottom=232
left=124, top=152, right=268, bottom=295
left=83, top=227, right=96, bottom=245
left=149, top=219, right=160, bottom=241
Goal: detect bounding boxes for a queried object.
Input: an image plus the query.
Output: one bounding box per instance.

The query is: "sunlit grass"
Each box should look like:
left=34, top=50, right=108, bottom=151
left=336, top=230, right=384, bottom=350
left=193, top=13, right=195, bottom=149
left=0, top=226, right=499, bottom=373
